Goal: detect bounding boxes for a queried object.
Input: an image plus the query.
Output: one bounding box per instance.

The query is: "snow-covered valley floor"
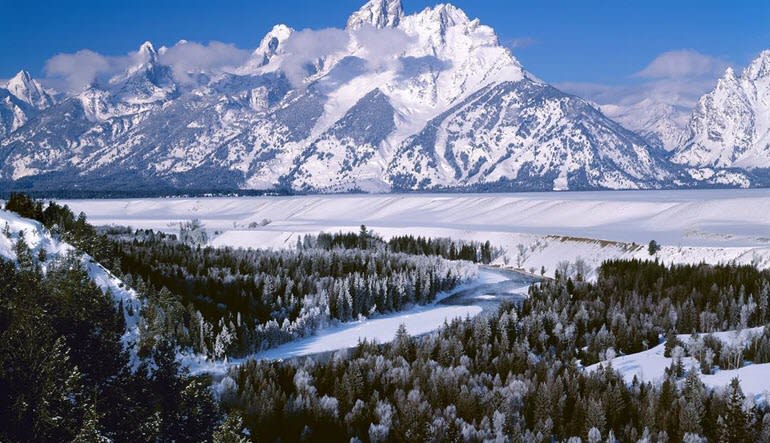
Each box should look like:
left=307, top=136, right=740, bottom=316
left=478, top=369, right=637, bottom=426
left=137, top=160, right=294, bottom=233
left=62, top=189, right=770, bottom=279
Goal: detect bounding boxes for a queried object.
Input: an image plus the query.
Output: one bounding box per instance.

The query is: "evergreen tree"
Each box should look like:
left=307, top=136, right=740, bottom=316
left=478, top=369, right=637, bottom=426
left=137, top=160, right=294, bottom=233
left=719, top=378, right=749, bottom=443
left=73, top=401, right=111, bottom=443
left=679, top=370, right=705, bottom=435
left=648, top=240, right=661, bottom=256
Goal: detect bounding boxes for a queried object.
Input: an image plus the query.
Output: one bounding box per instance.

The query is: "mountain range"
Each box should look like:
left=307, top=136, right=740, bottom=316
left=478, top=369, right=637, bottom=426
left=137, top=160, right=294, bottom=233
left=0, top=0, right=768, bottom=193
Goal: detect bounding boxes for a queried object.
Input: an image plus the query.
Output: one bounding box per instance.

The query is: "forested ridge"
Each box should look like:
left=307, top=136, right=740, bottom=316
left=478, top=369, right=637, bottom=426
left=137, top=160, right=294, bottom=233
left=4, top=193, right=478, bottom=358
left=305, top=227, right=499, bottom=264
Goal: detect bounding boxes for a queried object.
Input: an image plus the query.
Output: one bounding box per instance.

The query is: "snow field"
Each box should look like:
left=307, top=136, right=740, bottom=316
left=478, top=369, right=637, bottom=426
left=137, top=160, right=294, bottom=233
left=62, top=189, right=770, bottom=280
left=587, top=327, right=770, bottom=402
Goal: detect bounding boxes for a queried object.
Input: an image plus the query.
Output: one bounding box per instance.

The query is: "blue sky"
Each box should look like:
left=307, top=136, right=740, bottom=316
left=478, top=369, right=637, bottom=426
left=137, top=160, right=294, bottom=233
left=1, top=0, right=767, bottom=95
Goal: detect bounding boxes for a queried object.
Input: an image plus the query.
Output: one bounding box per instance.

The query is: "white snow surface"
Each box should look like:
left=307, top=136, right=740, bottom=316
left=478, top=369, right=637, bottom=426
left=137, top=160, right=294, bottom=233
left=587, top=327, right=770, bottom=402
left=0, top=209, right=142, bottom=366
left=63, top=189, right=770, bottom=280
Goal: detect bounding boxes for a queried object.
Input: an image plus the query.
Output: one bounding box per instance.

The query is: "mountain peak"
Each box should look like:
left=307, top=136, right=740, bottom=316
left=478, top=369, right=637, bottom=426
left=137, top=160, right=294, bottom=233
left=744, top=49, right=770, bottom=80
left=138, top=41, right=158, bottom=63
left=118, top=41, right=162, bottom=80
left=5, top=69, right=53, bottom=109
left=347, top=0, right=404, bottom=30
left=257, top=24, right=293, bottom=59
left=673, top=49, right=770, bottom=171
left=720, top=66, right=738, bottom=84
left=9, top=70, right=33, bottom=85
left=428, top=3, right=468, bottom=23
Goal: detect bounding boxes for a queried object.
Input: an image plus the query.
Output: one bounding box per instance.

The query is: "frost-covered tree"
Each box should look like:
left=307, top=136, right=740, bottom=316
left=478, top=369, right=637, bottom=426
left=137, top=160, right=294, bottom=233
left=213, top=413, right=249, bottom=443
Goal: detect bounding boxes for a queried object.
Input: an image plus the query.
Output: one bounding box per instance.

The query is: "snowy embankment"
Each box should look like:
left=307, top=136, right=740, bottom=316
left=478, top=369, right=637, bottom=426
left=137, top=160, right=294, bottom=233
left=0, top=209, right=142, bottom=365
left=63, top=189, right=770, bottom=280
left=587, top=327, right=770, bottom=402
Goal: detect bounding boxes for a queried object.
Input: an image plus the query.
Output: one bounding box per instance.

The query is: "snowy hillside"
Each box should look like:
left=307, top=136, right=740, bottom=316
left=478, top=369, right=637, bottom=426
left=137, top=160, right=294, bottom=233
left=588, top=327, right=770, bottom=402
left=0, top=0, right=676, bottom=192
left=0, top=209, right=142, bottom=361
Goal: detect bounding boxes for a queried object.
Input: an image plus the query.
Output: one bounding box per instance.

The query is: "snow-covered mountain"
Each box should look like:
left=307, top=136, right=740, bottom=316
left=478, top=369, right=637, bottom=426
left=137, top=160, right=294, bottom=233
left=0, top=0, right=685, bottom=192
left=673, top=51, right=770, bottom=174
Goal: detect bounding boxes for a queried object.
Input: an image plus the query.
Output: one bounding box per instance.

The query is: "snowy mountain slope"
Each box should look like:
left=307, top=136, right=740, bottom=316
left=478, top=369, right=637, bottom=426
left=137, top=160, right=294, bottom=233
left=0, top=0, right=681, bottom=192
left=601, top=98, right=689, bottom=151
left=5, top=70, right=54, bottom=110
left=0, top=209, right=142, bottom=362
left=673, top=50, right=770, bottom=170
left=286, top=88, right=396, bottom=192
left=347, top=0, right=404, bottom=30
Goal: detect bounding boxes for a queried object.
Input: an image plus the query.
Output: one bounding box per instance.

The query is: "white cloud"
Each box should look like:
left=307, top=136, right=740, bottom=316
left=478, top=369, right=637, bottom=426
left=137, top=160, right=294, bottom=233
left=158, top=41, right=251, bottom=84
left=44, top=49, right=131, bottom=92
left=505, top=37, right=536, bottom=50
left=279, top=28, right=350, bottom=87
left=351, top=25, right=413, bottom=71
left=559, top=50, right=731, bottom=110
left=634, top=50, right=729, bottom=79
left=558, top=79, right=715, bottom=109
left=38, top=24, right=413, bottom=93
left=43, top=40, right=252, bottom=92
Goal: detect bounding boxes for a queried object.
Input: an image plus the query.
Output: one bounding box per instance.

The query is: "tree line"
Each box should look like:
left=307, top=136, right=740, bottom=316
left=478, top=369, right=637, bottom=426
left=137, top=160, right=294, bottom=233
left=5, top=193, right=478, bottom=359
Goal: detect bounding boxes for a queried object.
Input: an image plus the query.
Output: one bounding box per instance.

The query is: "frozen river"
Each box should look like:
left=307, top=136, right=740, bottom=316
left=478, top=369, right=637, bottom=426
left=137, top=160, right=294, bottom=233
left=187, top=267, right=537, bottom=375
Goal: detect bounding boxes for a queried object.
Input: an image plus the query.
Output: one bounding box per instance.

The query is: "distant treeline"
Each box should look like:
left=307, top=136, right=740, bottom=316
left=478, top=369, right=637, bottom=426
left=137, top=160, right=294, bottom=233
left=303, top=226, right=500, bottom=264
left=0, top=188, right=296, bottom=200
